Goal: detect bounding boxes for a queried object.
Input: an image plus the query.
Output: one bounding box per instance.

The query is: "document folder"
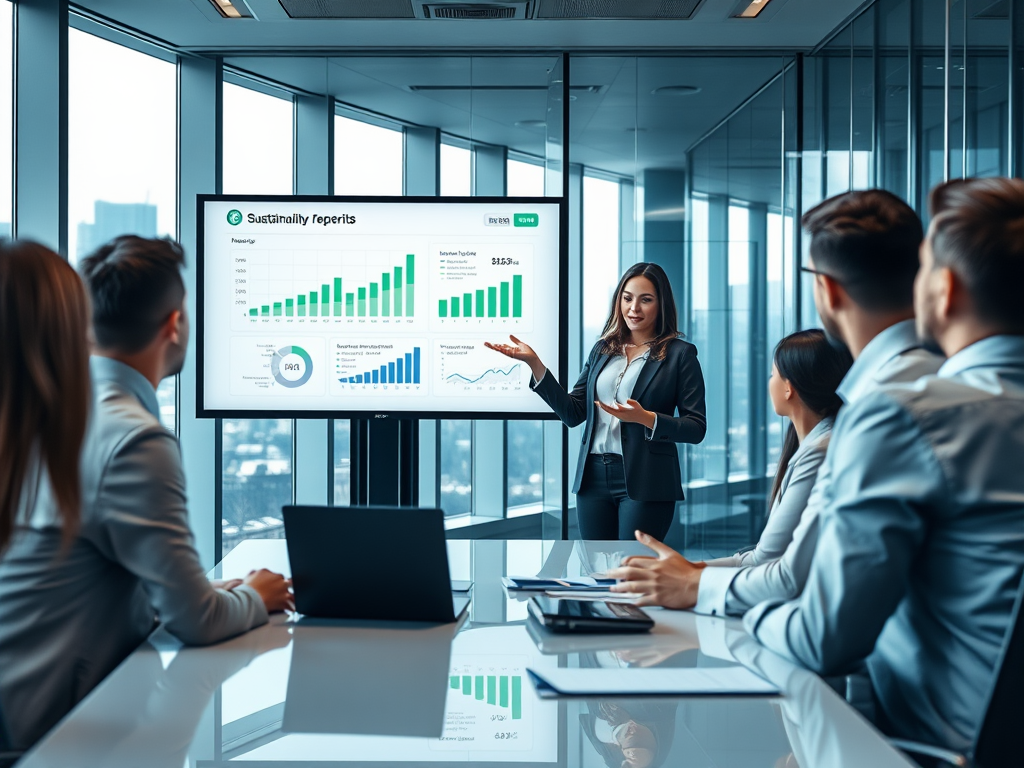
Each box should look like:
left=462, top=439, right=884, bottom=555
left=527, top=667, right=779, bottom=698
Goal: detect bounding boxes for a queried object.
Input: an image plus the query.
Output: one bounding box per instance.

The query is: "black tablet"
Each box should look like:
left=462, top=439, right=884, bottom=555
left=528, top=596, right=654, bottom=634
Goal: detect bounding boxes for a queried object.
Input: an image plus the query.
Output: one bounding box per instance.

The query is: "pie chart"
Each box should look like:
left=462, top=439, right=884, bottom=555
left=270, top=345, right=313, bottom=388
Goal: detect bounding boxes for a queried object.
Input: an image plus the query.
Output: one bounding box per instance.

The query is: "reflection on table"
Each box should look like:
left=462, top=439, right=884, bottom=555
left=17, top=539, right=915, bottom=768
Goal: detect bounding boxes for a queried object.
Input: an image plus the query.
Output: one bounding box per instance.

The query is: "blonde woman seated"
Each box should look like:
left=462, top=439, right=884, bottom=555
left=708, top=329, right=852, bottom=567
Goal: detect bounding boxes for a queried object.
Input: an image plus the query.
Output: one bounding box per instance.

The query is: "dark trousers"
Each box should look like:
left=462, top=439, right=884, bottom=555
left=575, top=454, right=676, bottom=541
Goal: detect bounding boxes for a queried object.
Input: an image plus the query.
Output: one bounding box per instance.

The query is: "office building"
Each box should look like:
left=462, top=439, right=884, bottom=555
left=75, top=200, right=158, bottom=259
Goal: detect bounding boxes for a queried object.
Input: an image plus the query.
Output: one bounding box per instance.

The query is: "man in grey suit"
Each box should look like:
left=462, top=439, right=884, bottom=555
left=0, top=236, right=291, bottom=750
left=609, top=190, right=942, bottom=612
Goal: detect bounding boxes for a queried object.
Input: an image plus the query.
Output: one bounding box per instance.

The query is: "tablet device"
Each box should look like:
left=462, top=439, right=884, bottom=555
left=528, top=596, right=653, bottom=634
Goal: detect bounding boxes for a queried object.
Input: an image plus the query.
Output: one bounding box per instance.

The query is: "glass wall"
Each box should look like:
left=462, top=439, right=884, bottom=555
left=221, top=82, right=295, bottom=556
left=570, top=55, right=794, bottom=551
left=679, top=0, right=1024, bottom=556
left=67, top=29, right=178, bottom=430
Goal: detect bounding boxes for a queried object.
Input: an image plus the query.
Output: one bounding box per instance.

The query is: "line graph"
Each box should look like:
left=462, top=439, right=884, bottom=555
left=444, top=364, right=522, bottom=386
left=436, top=343, right=529, bottom=395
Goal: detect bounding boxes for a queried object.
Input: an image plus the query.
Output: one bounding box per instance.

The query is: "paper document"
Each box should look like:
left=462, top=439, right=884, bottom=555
left=526, top=667, right=779, bottom=697
left=503, top=576, right=616, bottom=592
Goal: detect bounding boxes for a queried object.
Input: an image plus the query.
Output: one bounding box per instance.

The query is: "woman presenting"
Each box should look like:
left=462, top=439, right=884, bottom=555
left=486, top=262, right=706, bottom=540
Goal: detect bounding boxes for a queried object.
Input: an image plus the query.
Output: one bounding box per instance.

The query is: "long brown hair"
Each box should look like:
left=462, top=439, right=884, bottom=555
left=0, top=241, right=91, bottom=553
left=599, top=262, right=680, bottom=360
left=768, top=330, right=852, bottom=507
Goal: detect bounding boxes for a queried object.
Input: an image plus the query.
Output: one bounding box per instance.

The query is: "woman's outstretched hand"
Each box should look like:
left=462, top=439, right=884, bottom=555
left=595, top=398, right=657, bottom=430
left=484, top=335, right=546, bottom=380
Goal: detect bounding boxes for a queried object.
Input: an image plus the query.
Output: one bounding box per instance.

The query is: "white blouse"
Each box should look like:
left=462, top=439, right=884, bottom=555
left=590, top=350, right=650, bottom=455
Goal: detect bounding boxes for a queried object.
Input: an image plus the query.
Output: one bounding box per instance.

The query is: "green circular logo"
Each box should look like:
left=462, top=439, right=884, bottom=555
left=227, top=209, right=243, bottom=226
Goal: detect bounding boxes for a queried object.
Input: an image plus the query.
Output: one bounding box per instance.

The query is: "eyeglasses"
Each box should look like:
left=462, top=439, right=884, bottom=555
left=800, top=265, right=842, bottom=283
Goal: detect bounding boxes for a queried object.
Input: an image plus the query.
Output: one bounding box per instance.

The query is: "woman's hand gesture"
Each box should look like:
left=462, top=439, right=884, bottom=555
left=595, top=398, right=657, bottom=430
left=484, top=335, right=546, bottom=380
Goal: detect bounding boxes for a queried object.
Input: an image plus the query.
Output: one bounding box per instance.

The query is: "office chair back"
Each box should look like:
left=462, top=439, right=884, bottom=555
left=972, top=572, right=1024, bottom=768
left=0, top=700, right=21, bottom=767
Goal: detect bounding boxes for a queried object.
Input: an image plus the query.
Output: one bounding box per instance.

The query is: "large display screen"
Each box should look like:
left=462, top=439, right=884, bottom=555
left=198, top=196, right=566, bottom=419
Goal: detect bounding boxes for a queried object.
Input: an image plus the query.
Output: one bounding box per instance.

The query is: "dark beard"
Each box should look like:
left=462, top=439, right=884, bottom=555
left=819, top=313, right=852, bottom=358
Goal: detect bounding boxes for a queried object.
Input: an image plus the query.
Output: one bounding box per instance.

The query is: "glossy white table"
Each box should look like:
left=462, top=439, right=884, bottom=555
left=17, top=539, right=915, bottom=768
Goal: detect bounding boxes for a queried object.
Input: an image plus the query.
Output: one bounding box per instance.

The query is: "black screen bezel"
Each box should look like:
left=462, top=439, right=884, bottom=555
left=196, top=194, right=568, bottom=421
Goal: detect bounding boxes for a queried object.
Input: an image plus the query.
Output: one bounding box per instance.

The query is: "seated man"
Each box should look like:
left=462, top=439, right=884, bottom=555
left=609, top=189, right=941, bottom=614
left=0, top=236, right=291, bottom=750
left=743, top=178, right=1024, bottom=751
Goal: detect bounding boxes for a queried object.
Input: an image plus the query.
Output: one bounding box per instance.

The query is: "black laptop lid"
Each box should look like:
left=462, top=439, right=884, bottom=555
left=283, top=505, right=457, bottom=622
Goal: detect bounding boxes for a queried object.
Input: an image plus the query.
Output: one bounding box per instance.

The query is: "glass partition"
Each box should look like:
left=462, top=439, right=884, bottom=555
left=221, top=82, right=295, bottom=556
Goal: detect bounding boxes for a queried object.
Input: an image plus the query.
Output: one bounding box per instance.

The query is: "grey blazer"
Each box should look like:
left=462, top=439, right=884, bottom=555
left=706, top=417, right=834, bottom=567
left=0, top=357, right=267, bottom=750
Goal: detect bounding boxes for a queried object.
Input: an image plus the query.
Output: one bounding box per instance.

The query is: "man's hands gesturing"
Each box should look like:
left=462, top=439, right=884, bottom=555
left=606, top=530, right=706, bottom=609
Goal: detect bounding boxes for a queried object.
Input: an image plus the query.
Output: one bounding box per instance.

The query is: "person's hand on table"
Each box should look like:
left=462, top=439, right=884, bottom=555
left=606, top=530, right=706, bottom=609
left=595, top=399, right=657, bottom=431
left=210, top=578, right=244, bottom=591
left=243, top=569, right=295, bottom=613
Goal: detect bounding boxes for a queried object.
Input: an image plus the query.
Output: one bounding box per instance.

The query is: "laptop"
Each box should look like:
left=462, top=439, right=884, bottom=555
left=283, top=505, right=471, bottom=622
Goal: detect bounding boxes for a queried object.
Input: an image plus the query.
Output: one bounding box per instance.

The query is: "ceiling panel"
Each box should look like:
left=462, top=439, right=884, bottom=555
left=75, top=0, right=865, bottom=52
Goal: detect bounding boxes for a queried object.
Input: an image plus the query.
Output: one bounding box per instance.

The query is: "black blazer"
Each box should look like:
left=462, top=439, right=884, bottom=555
left=533, top=338, right=707, bottom=501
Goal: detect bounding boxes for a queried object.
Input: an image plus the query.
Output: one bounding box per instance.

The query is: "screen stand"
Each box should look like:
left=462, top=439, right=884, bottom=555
left=352, top=419, right=418, bottom=506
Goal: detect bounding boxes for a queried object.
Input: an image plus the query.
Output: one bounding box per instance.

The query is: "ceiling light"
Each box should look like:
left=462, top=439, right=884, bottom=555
left=651, top=85, right=702, bottom=96
left=209, top=0, right=248, bottom=18
left=734, top=0, right=772, bottom=18
left=515, top=120, right=547, bottom=130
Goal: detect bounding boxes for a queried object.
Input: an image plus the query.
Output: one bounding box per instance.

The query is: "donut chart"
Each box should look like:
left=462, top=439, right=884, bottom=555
left=271, top=345, right=313, bottom=388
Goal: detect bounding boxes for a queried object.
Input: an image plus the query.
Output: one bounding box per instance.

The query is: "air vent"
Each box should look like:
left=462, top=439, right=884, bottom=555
left=418, top=1, right=531, bottom=18
left=536, top=0, right=703, bottom=19
left=278, top=0, right=415, bottom=18
left=428, top=4, right=516, bottom=17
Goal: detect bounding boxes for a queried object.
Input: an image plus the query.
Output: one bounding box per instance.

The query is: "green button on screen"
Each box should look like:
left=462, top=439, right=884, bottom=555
left=514, top=213, right=539, bottom=227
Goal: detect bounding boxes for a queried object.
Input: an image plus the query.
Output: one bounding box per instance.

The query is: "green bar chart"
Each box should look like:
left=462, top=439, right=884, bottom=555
left=241, top=253, right=418, bottom=321
left=438, top=277, right=522, bottom=319
left=447, top=674, right=522, bottom=720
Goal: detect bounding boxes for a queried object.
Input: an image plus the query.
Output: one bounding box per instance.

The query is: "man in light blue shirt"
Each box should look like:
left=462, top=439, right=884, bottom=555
left=745, top=177, right=1024, bottom=752
left=609, top=190, right=941, bottom=613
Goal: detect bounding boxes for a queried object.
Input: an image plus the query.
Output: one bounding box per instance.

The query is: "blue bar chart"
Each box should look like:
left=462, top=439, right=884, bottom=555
left=333, top=341, right=424, bottom=393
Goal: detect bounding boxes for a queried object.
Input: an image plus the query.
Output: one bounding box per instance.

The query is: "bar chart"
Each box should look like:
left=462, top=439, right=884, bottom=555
left=233, top=250, right=419, bottom=330
left=429, top=243, right=533, bottom=332
left=448, top=674, right=522, bottom=720
left=437, top=275, right=522, bottom=319
left=332, top=340, right=425, bottom=394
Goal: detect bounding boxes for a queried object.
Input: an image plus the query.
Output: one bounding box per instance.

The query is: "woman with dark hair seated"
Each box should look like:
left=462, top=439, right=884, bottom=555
left=708, top=329, right=852, bottom=566
left=0, top=241, right=92, bottom=754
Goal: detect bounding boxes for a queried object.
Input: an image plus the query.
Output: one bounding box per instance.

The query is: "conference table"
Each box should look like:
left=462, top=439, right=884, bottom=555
left=18, top=539, right=915, bottom=768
